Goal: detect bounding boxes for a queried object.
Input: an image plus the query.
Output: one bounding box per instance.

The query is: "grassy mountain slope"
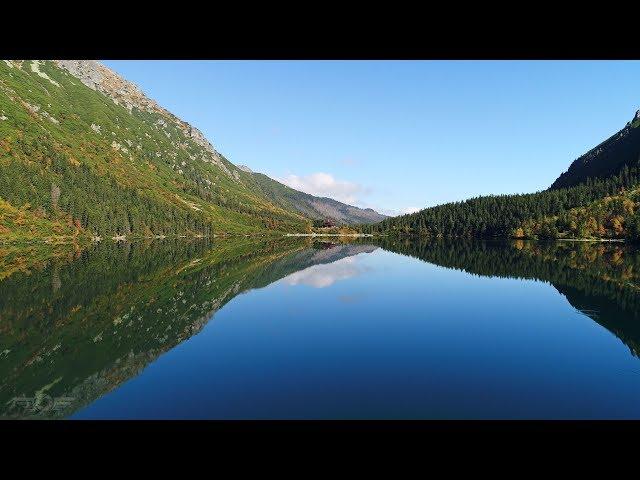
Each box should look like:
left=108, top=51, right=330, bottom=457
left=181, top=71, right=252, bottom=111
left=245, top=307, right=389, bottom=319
left=0, top=60, right=312, bottom=239
left=0, top=198, right=81, bottom=243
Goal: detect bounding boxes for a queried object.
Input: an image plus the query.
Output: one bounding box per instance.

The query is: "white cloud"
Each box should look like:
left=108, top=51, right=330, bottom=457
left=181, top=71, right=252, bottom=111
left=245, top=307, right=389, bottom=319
left=278, top=172, right=367, bottom=205
left=377, top=206, right=422, bottom=217
left=400, top=206, right=421, bottom=214
left=275, top=171, right=420, bottom=216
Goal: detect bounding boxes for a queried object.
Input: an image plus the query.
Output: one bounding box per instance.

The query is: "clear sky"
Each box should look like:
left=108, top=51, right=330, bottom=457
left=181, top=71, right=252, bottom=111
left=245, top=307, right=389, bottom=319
left=104, top=60, right=640, bottom=215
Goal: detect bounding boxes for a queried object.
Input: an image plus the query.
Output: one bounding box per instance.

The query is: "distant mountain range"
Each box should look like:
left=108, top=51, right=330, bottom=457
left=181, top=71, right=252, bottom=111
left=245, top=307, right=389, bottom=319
left=0, top=60, right=385, bottom=241
left=248, top=170, right=386, bottom=224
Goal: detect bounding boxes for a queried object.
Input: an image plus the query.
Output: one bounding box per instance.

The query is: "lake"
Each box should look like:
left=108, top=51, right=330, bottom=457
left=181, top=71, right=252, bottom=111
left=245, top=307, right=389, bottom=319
left=2, top=237, right=640, bottom=419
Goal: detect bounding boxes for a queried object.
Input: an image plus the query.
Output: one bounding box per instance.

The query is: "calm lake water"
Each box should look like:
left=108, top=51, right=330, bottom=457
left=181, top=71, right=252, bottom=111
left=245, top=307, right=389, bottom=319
left=3, top=237, right=640, bottom=419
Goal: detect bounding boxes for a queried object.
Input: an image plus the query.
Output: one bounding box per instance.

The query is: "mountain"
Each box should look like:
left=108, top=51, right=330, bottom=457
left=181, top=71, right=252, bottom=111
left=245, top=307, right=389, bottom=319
left=5, top=236, right=640, bottom=418
left=0, top=237, right=378, bottom=418
left=247, top=170, right=387, bottom=224
left=362, top=109, right=640, bottom=240
left=380, top=238, right=640, bottom=358
left=0, top=60, right=384, bottom=241
left=550, top=110, right=640, bottom=189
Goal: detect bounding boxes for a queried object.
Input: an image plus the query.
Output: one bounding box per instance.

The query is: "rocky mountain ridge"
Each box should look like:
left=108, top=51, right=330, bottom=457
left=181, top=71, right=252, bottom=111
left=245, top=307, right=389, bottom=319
left=52, top=60, right=232, bottom=175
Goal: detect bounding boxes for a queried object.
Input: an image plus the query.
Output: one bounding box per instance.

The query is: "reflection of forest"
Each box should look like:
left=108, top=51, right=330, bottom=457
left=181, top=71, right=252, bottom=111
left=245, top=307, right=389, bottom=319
left=0, top=238, right=376, bottom=419
left=2, top=237, right=639, bottom=418
left=377, top=238, right=640, bottom=357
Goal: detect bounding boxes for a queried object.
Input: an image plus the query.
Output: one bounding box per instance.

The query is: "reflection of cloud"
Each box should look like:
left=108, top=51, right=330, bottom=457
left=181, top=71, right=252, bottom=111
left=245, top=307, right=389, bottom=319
left=278, top=172, right=369, bottom=205
left=282, top=256, right=370, bottom=288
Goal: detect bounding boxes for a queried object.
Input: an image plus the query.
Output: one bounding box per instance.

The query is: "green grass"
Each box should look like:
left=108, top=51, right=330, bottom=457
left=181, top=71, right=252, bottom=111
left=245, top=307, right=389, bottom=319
left=0, top=61, right=311, bottom=239
left=0, top=198, right=89, bottom=244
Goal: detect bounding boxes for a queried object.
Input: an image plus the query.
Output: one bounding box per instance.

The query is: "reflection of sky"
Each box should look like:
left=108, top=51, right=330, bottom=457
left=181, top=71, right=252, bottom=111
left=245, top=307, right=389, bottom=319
left=74, top=248, right=640, bottom=420
left=280, top=255, right=372, bottom=288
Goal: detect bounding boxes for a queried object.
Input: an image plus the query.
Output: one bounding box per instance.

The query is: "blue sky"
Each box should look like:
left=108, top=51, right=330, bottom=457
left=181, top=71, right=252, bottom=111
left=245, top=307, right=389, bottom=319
left=104, top=60, right=640, bottom=215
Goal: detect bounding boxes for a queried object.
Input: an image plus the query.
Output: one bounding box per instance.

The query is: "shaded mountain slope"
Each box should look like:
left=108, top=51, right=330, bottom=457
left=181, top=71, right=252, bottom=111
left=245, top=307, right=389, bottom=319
left=551, top=111, right=640, bottom=190
left=362, top=109, right=640, bottom=239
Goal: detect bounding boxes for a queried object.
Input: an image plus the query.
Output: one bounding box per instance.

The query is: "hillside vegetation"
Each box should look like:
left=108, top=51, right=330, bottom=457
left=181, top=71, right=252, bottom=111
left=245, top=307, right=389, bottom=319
left=551, top=111, right=640, bottom=189
left=517, top=187, right=640, bottom=241
left=362, top=112, right=640, bottom=241
left=0, top=61, right=316, bottom=239
left=0, top=198, right=83, bottom=243
left=0, top=61, right=385, bottom=242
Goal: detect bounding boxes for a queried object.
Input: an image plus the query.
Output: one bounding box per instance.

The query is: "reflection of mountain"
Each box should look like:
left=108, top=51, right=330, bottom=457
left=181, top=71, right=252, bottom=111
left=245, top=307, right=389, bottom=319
left=281, top=244, right=377, bottom=288
left=0, top=239, right=377, bottom=418
left=377, top=238, right=640, bottom=357
left=245, top=242, right=378, bottom=291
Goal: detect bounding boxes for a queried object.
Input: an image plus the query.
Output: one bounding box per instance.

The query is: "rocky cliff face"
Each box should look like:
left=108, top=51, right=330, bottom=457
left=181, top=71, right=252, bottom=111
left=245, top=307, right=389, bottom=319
left=53, top=60, right=229, bottom=173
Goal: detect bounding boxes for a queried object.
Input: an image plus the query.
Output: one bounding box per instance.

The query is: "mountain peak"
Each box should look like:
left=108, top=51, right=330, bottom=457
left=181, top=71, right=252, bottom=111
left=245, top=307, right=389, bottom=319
left=53, top=60, right=227, bottom=171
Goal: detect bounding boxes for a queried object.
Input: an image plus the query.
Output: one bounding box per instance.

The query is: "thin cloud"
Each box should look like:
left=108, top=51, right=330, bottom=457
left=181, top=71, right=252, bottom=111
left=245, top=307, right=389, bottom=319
left=278, top=172, right=368, bottom=205
left=400, top=206, right=421, bottom=214
left=377, top=206, right=422, bottom=217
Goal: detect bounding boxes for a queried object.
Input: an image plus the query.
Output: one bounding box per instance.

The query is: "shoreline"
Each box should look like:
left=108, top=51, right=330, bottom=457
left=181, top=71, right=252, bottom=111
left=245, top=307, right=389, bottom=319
left=556, top=238, right=625, bottom=243
left=284, top=233, right=374, bottom=237
left=0, top=232, right=631, bottom=246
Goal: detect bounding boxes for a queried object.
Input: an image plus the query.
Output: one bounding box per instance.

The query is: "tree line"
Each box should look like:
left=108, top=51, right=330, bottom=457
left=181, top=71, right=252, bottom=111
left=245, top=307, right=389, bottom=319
left=359, top=163, right=640, bottom=241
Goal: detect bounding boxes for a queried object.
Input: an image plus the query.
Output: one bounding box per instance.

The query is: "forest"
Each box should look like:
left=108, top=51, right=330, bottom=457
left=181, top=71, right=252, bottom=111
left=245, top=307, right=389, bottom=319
left=5, top=60, right=640, bottom=244
left=377, top=237, right=640, bottom=356
left=359, top=163, right=640, bottom=241
left=0, top=60, right=310, bottom=242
